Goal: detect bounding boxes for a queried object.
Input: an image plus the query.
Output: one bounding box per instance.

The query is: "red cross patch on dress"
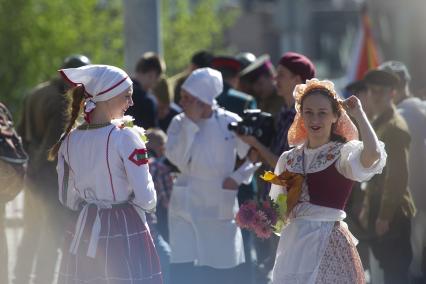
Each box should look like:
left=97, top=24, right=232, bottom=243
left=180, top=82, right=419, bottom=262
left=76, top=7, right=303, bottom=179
left=128, top=148, right=149, bottom=166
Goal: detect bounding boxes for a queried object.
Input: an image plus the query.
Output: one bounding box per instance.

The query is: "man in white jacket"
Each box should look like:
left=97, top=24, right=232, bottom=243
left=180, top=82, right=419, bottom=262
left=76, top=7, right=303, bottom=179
left=166, top=68, right=260, bottom=284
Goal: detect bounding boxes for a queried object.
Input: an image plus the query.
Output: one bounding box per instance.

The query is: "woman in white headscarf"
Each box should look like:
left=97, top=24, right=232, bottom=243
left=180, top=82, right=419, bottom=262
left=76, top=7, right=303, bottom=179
left=49, top=65, right=162, bottom=283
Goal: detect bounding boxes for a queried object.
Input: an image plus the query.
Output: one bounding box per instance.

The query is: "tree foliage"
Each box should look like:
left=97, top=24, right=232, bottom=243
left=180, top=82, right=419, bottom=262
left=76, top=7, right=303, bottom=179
left=0, top=0, right=123, bottom=113
left=0, top=0, right=238, bottom=114
left=161, top=0, right=239, bottom=75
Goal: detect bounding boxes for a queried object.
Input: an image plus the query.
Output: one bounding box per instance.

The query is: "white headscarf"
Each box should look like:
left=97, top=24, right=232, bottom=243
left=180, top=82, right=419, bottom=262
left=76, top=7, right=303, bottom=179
left=59, top=64, right=133, bottom=121
left=181, top=67, right=223, bottom=106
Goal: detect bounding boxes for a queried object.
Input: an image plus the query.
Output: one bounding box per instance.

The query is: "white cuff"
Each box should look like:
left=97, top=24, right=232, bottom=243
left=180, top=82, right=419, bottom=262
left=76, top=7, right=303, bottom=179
left=229, top=160, right=262, bottom=185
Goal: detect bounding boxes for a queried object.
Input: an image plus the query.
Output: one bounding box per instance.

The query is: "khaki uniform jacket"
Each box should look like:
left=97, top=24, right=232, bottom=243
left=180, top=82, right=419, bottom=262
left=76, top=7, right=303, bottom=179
left=258, top=91, right=283, bottom=116
left=18, top=78, right=68, bottom=192
left=363, top=106, right=416, bottom=226
left=257, top=90, right=284, bottom=129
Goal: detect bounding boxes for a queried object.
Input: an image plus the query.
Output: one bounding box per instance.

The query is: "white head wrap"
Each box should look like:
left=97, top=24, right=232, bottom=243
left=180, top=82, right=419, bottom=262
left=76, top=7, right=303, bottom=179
left=181, top=67, right=223, bottom=105
left=59, top=64, right=133, bottom=122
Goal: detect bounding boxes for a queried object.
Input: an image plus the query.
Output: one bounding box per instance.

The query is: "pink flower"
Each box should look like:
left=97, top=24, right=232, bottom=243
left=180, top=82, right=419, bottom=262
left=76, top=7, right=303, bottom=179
left=236, top=202, right=257, bottom=228
left=236, top=199, right=279, bottom=239
left=254, top=222, right=273, bottom=239
left=262, top=200, right=271, bottom=209
left=252, top=210, right=268, bottom=228
left=262, top=207, right=278, bottom=226
left=260, top=200, right=278, bottom=225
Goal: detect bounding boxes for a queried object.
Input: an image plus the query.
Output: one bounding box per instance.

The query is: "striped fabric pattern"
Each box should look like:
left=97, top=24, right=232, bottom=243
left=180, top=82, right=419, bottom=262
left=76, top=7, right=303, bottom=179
left=62, top=160, right=70, bottom=205
left=59, top=203, right=163, bottom=284
left=128, top=148, right=149, bottom=166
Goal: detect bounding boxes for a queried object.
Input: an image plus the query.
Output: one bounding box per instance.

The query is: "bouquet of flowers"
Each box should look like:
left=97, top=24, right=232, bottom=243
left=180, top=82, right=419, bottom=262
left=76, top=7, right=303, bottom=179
left=236, top=195, right=286, bottom=239
left=235, top=170, right=304, bottom=239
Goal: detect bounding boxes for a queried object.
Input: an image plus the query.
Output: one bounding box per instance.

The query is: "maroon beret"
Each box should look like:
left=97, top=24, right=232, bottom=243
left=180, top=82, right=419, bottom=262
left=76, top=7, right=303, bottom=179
left=278, top=52, right=316, bottom=83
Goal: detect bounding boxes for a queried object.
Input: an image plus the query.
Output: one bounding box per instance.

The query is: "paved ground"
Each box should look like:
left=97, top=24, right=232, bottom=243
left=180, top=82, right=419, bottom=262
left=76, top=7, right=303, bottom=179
left=5, top=192, right=382, bottom=284
left=5, top=193, right=60, bottom=284
left=5, top=192, right=24, bottom=283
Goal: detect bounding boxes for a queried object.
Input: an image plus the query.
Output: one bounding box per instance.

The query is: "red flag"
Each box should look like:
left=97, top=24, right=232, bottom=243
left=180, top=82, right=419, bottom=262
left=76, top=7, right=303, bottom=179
left=347, top=7, right=381, bottom=83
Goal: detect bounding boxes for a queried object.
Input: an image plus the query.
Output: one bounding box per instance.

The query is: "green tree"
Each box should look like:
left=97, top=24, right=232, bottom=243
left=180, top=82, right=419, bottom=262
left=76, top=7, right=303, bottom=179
left=0, top=0, right=238, bottom=114
left=161, top=0, right=239, bottom=76
left=0, top=0, right=124, bottom=114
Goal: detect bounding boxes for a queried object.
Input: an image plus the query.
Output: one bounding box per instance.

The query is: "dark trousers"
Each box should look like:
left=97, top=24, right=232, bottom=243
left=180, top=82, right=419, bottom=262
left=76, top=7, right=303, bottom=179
left=370, top=212, right=412, bottom=284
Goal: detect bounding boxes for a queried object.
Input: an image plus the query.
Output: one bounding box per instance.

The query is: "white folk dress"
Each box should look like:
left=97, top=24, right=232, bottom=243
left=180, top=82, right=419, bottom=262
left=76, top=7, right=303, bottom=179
left=166, top=108, right=259, bottom=269
left=56, top=122, right=162, bottom=283
left=269, top=140, right=387, bottom=284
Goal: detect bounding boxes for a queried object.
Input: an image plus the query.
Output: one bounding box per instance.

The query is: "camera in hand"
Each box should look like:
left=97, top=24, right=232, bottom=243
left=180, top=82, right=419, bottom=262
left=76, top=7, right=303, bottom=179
left=228, top=109, right=275, bottom=147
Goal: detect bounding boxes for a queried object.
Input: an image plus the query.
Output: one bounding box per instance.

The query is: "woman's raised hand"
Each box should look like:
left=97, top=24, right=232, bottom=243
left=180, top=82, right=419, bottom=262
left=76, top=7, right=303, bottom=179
left=342, top=95, right=364, bottom=119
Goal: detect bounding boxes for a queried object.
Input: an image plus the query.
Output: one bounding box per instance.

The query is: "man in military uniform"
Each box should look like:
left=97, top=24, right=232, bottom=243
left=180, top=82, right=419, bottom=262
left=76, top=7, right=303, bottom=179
left=211, top=55, right=257, bottom=116
left=239, top=54, right=283, bottom=121
left=14, top=55, right=90, bottom=284
left=235, top=52, right=257, bottom=95
left=360, top=69, right=416, bottom=284
left=239, top=52, right=316, bottom=167
left=236, top=52, right=256, bottom=70
left=379, top=61, right=426, bottom=282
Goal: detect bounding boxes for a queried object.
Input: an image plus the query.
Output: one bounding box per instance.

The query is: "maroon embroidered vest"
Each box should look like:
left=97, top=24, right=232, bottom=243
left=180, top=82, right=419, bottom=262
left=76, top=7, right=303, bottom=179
left=306, top=161, right=354, bottom=210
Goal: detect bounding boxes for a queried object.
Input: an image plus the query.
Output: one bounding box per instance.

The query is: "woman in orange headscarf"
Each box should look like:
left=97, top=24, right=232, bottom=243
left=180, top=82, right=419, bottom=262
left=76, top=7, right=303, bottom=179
left=267, top=79, right=387, bottom=283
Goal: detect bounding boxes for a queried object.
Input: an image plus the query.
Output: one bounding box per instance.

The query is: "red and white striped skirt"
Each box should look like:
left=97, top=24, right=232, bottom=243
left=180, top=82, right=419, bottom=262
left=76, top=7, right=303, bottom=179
left=59, top=203, right=163, bottom=284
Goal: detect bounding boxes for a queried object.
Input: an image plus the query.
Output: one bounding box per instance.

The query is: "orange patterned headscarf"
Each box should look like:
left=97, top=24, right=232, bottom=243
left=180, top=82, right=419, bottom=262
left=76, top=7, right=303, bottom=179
left=288, top=79, right=359, bottom=146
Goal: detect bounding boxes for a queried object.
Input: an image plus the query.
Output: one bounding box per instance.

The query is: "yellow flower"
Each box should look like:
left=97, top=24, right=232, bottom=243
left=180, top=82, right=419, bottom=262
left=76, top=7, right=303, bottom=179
left=261, top=170, right=304, bottom=216
left=260, top=171, right=277, bottom=181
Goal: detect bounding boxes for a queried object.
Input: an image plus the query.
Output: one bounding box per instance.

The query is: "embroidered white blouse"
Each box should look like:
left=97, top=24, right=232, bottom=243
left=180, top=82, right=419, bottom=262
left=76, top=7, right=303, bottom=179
left=57, top=124, right=156, bottom=211
left=56, top=123, right=157, bottom=257
left=269, top=140, right=387, bottom=284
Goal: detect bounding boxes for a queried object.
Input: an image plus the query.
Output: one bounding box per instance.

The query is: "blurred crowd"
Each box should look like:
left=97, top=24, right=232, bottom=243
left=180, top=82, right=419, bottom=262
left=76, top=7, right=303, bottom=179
left=1, top=49, right=426, bottom=284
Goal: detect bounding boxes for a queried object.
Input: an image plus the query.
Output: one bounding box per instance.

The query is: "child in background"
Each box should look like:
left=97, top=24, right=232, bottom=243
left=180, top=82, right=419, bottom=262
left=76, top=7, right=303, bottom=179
left=146, top=128, right=174, bottom=284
